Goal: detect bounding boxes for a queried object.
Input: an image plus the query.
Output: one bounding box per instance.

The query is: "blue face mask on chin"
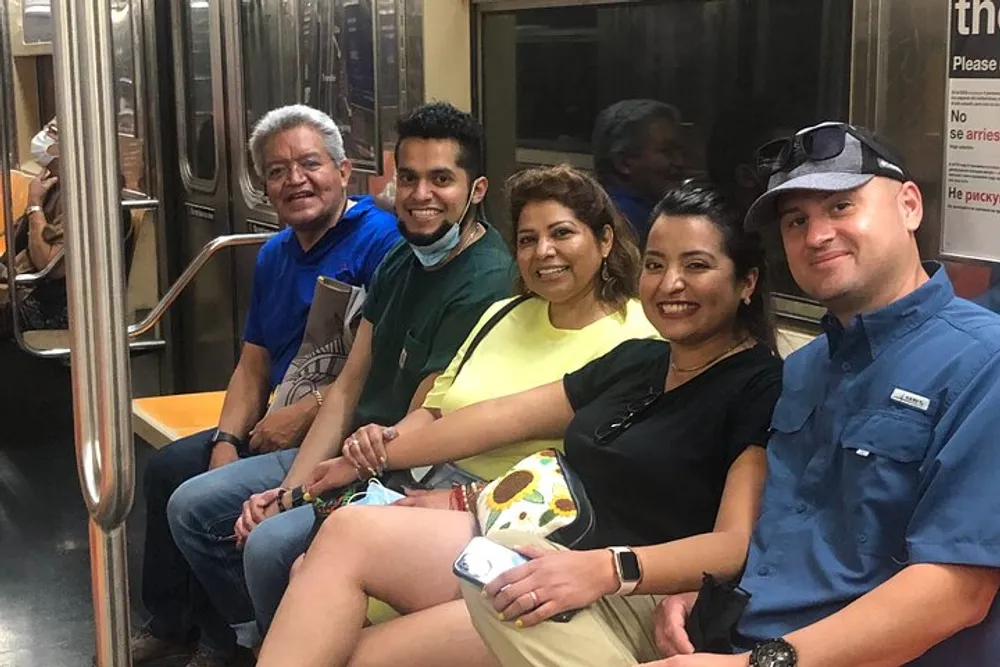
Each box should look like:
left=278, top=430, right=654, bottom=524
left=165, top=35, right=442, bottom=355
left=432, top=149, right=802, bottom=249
left=410, top=222, right=462, bottom=268
left=349, top=479, right=405, bottom=506
left=407, top=179, right=482, bottom=268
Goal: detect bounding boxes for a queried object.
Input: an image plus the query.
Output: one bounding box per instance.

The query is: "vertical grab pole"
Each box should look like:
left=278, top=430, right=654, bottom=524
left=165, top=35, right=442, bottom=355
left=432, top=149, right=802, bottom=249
left=52, top=1, right=136, bottom=666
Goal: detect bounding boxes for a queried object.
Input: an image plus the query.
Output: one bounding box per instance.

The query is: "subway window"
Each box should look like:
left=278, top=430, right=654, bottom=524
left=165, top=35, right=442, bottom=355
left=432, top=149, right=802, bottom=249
left=180, top=0, right=217, bottom=184
left=238, top=0, right=383, bottom=191
left=479, top=0, right=853, bottom=304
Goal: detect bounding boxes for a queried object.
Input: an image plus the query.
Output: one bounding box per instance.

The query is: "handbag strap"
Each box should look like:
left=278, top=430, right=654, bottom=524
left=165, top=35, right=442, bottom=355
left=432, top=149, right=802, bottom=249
left=454, top=294, right=531, bottom=377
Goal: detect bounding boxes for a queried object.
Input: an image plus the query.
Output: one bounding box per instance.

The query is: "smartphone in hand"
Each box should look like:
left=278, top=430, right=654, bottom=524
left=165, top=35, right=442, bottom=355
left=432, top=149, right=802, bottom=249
left=453, top=536, right=579, bottom=623
left=453, top=536, right=529, bottom=587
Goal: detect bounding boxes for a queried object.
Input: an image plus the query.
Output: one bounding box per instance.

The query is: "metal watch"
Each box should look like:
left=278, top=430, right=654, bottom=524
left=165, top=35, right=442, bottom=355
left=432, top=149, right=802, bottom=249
left=750, top=638, right=798, bottom=667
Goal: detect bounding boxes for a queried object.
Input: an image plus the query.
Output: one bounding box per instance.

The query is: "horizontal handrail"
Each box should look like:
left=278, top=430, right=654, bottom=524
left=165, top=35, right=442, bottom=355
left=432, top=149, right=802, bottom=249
left=127, top=233, right=273, bottom=338
left=6, top=232, right=270, bottom=358
left=14, top=248, right=66, bottom=285
left=8, top=199, right=156, bottom=289
left=121, top=197, right=159, bottom=211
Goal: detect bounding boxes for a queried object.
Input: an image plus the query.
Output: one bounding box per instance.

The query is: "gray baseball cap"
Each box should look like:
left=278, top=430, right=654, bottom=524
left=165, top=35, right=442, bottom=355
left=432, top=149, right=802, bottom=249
left=744, top=122, right=910, bottom=231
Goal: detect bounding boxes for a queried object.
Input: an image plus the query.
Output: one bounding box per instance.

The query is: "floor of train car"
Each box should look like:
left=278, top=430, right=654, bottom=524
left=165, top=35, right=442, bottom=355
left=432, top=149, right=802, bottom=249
left=0, top=341, right=155, bottom=667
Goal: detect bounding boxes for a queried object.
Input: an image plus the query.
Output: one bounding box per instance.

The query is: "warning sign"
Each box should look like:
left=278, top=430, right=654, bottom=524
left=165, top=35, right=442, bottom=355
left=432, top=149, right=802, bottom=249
left=943, top=1, right=1000, bottom=261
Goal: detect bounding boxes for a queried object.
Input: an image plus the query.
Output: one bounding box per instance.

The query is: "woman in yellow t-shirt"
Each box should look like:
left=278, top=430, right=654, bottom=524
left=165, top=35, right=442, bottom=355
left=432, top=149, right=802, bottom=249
left=342, top=164, right=657, bottom=484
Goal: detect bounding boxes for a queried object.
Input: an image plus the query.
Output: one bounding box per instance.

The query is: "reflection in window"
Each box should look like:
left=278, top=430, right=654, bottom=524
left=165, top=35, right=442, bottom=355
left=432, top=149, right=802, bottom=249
left=180, top=0, right=216, bottom=182
left=22, top=0, right=52, bottom=45
left=481, top=1, right=853, bottom=301
left=111, top=1, right=138, bottom=136
left=946, top=261, right=1000, bottom=315
left=240, top=0, right=380, bottom=190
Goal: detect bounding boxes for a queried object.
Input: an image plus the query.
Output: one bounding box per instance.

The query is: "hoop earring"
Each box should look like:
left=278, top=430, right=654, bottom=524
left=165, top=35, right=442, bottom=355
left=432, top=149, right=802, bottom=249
left=601, top=259, right=611, bottom=283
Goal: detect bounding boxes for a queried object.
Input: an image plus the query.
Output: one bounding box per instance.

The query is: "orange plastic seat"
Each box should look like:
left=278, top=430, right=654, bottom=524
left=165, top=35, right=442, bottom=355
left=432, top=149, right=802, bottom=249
left=132, top=391, right=226, bottom=449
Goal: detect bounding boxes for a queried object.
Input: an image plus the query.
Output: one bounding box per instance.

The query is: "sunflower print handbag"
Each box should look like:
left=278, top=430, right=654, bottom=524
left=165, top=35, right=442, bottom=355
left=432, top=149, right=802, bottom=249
left=475, top=449, right=596, bottom=548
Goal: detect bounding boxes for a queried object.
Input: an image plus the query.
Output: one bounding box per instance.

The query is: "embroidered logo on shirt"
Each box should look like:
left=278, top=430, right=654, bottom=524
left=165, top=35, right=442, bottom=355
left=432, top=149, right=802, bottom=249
left=890, top=388, right=930, bottom=412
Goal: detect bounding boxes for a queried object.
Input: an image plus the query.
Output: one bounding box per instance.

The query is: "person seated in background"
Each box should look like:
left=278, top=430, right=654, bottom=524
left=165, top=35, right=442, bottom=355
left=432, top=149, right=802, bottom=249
left=244, top=163, right=660, bottom=633
left=653, top=123, right=1000, bottom=667
left=592, top=99, right=688, bottom=243
left=0, top=118, right=68, bottom=337
left=253, top=181, right=783, bottom=667
left=131, top=104, right=400, bottom=667
left=166, top=102, right=515, bottom=660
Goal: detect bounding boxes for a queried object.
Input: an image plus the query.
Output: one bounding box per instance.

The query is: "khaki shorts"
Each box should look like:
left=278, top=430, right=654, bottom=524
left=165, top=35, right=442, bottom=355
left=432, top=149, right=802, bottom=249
left=461, top=531, right=663, bottom=667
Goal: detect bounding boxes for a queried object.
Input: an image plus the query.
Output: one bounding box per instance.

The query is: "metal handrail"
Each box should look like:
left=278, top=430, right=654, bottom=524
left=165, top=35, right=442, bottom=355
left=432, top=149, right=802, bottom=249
left=0, top=0, right=22, bottom=345
left=14, top=248, right=66, bottom=285
left=128, top=233, right=273, bottom=338
left=8, top=232, right=272, bottom=358
left=53, top=1, right=133, bottom=665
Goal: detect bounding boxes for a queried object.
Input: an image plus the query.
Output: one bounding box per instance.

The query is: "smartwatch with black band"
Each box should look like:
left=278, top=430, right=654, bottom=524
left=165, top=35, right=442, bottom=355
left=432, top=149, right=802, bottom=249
left=750, top=638, right=798, bottom=667
left=608, top=546, right=643, bottom=595
left=210, top=429, right=248, bottom=457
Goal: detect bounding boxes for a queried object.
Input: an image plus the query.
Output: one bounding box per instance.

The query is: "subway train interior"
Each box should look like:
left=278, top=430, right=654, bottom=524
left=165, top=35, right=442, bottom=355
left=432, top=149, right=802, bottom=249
left=1, top=0, right=999, bottom=665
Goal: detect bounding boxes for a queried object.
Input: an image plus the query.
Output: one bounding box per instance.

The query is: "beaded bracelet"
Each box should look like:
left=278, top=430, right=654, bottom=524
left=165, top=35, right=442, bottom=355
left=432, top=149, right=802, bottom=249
left=451, top=484, right=467, bottom=512
left=466, top=481, right=486, bottom=508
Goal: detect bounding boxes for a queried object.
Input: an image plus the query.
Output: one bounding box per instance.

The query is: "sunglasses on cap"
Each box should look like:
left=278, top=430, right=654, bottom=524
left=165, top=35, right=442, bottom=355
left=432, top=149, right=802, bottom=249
left=754, top=123, right=903, bottom=181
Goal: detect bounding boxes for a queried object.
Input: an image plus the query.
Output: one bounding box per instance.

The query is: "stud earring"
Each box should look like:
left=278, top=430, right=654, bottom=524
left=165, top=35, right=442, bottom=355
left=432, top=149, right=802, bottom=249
left=743, top=296, right=751, bottom=306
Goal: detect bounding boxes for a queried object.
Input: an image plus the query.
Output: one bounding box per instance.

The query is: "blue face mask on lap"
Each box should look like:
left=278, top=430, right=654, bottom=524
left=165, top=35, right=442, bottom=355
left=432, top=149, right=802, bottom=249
left=407, top=179, right=482, bottom=268
left=350, top=479, right=405, bottom=506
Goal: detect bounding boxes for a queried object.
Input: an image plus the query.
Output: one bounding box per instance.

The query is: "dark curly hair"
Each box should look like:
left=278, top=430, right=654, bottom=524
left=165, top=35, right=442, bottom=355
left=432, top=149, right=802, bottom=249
left=394, top=102, right=484, bottom=180
left=507, top=165, right=640, bottom=316
left=651, top=182, right=777, bottom=353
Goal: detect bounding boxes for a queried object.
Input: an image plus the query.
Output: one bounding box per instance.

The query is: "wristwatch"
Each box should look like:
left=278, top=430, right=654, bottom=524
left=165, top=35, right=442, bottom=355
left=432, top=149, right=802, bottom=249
left=210, top=429, right=247, bottom=457
left=750, top=639, right=798, bottom=667
left=607, top=546, right=643, bottom=595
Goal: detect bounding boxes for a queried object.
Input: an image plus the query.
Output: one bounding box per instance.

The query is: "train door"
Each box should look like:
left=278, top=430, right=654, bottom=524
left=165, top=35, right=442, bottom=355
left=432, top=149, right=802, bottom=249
left=167, top=0, right=241, bottom=390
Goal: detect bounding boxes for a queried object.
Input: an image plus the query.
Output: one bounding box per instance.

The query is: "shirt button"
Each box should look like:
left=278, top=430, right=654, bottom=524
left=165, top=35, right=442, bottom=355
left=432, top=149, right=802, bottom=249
left=858, top=534, right=868, bottom=544
left=841, top=362, right=851, bottom=372
left=757, top=566, right=771, bottom=576
left=795, top=503, right=807, bottom=514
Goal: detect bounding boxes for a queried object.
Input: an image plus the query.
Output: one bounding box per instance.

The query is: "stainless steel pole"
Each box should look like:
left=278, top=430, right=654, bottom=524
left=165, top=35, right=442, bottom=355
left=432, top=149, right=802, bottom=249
left=52, top=0, right=136, bottom=665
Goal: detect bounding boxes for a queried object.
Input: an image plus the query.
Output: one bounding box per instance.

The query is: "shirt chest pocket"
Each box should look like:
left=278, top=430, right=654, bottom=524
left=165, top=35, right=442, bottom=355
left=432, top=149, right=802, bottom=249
left=838, top=412, right=931, bottom=556
left=397, top=331, right=430, bottom=383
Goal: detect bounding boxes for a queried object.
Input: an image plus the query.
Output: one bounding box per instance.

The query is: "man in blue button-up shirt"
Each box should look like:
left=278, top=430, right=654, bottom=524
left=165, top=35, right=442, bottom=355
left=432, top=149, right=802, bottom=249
left=651, top=123, right=1000, bottom=667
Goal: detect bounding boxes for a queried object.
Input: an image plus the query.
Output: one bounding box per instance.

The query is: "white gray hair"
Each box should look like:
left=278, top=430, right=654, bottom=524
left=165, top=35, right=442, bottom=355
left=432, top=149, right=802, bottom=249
left=249, top=104, right=346, bottom=178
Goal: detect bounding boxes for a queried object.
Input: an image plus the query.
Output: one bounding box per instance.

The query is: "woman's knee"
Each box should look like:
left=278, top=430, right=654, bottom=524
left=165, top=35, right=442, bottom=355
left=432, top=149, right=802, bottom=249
left=315, top=505, right=371, bottom=547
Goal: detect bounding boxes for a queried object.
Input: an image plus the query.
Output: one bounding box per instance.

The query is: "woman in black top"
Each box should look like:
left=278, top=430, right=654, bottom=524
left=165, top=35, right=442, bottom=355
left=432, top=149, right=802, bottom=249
left=255, top=182, right=782, bottom=667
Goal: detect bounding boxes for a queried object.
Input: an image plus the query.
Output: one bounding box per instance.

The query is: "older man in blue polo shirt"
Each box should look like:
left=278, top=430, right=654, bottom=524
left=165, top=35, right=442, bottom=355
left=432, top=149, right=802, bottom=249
left=653, top=123, right=1000, bottom=667
left=131, top=104, right=399, bottom=667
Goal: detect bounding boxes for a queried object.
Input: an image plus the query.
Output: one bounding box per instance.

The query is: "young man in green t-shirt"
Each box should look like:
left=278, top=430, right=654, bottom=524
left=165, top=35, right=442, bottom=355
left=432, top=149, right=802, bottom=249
left=165, top=102, right=514, bottom=664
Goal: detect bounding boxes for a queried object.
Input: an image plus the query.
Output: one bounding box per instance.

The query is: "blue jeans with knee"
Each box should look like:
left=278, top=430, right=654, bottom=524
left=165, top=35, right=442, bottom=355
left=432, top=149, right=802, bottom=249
left=167, top=449, right=315, bottom=641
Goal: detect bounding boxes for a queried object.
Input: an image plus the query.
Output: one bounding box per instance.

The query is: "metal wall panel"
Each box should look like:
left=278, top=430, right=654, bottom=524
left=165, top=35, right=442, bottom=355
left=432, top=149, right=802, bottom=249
left=852, top=0, right=949, bottom=261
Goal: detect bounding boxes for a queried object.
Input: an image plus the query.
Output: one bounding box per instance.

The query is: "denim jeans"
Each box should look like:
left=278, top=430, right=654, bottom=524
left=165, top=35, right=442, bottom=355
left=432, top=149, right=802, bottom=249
left=141, top=429, right=237, bottom=658
left=167, top=449, right=315, bottom=640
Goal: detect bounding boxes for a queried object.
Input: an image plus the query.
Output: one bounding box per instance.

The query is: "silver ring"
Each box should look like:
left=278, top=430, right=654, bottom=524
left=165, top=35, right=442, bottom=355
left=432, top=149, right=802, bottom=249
left=528, top=590, right=540, bottom=609
left=350, top=438, right=359, bottom=448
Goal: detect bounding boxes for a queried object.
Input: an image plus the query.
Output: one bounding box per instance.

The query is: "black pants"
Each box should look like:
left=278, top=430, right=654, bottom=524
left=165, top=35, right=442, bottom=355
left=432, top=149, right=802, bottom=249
left=141, top=429, right=236, bottom=657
